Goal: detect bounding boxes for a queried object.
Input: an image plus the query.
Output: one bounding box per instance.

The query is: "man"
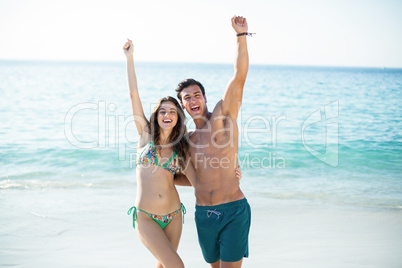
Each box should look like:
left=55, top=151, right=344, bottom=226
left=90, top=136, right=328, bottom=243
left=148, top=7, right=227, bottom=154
left=175, top=16, right=251, bottom=268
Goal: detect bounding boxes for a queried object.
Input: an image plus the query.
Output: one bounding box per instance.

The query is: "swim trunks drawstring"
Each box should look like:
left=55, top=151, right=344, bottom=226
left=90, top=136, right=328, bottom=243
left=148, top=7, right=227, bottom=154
left=206, top=209, right=221, bottom=219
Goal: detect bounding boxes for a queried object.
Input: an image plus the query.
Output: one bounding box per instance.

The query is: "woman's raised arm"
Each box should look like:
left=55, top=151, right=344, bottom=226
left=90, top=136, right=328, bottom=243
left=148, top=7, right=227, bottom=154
left=123, top=39, right=148, bottom=136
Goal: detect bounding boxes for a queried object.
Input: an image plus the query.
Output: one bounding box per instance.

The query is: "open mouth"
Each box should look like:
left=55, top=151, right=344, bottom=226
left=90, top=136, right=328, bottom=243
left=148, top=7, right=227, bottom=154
left=163, top=119, right=172, bottom=123
left=190, top=105, right=200, bottom=112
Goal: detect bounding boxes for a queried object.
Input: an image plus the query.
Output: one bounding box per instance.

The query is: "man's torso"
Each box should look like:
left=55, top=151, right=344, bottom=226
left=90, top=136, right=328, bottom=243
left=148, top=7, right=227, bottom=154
left=189, top=101, right=244, bottom=205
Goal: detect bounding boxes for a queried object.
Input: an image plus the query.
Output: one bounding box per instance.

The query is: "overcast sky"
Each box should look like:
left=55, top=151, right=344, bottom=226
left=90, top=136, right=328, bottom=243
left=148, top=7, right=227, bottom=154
left=1, top=0, right=401, bottom=67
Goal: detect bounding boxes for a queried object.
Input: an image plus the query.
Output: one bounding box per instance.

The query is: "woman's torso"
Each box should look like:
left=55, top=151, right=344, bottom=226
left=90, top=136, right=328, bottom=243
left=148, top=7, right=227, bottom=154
left=135, top=140, right=182, bottom=214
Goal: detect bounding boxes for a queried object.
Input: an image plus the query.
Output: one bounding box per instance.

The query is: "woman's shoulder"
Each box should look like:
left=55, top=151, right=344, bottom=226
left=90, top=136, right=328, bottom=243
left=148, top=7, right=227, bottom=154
left=137, top=133, right=152, bottom=149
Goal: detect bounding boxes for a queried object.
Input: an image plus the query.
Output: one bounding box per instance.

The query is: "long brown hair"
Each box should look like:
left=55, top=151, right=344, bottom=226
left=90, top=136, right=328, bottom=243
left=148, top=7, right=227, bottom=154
left=148, top=96, right=188, bottom=169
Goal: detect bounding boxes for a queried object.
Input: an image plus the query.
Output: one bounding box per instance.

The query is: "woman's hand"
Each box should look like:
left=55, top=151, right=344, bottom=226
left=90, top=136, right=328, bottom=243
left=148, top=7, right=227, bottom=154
left=123, top=39, right=133, bottom=57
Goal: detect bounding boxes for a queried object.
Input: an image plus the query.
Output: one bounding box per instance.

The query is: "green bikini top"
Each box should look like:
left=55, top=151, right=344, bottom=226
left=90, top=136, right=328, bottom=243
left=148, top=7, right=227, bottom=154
left=136, top=141, right=181, bottom=175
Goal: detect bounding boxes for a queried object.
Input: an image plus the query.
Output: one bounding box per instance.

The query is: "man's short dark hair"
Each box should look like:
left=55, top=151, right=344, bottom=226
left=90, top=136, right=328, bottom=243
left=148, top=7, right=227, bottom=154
left=175, top=78, right=205, bottom=102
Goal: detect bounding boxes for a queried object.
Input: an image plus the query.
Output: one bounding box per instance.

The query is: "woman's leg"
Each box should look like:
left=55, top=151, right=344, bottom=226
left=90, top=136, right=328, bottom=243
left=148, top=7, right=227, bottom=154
left=136, top=211, right=184, bottom=268
left=163, top=209, right=183, bottom=250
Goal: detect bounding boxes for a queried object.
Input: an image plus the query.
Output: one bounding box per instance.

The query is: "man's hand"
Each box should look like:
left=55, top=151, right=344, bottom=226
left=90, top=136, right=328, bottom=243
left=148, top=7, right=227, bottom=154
left=231, top=15, right=248, bottom=34
left=123, top=39, right=133, bottom=57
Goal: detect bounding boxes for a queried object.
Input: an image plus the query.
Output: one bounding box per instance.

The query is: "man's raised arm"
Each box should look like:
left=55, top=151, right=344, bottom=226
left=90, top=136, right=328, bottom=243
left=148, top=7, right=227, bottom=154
left=221, top=15, right=249, bottom=119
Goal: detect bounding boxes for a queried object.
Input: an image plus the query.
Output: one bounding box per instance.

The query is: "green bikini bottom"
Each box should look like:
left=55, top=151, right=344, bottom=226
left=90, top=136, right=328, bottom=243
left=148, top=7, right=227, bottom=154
left=127, top=203, right=186, bottom=229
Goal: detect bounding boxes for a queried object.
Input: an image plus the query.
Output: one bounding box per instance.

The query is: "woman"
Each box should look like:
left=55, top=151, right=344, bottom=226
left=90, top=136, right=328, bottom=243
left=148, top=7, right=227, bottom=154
left=123, top=39, right=189, bottom=268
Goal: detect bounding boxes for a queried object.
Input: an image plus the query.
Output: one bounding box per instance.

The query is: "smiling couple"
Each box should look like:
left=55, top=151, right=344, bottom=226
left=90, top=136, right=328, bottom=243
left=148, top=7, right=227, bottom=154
left=125, top=15, right=252, bottom=268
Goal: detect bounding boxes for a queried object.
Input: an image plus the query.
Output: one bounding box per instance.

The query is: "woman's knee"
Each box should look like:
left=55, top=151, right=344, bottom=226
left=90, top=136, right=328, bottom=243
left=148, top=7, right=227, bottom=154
left=160, top=259, right=184, bottom=268
left=173, top=259, right=184, bottom=268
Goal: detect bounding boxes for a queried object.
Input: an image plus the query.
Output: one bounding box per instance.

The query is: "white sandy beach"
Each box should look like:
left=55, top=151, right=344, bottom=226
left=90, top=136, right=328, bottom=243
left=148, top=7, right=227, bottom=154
left=1, top=183, right=401, bottom=268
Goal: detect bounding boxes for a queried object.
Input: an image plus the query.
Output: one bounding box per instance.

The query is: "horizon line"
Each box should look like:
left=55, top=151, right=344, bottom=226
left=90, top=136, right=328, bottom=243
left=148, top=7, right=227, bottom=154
left=0, top=58, right=401, bottom=70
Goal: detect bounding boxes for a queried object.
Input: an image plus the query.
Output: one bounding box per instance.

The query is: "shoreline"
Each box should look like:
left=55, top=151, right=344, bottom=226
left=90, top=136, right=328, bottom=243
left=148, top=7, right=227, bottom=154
left=1, top=186, right=401, bottom=267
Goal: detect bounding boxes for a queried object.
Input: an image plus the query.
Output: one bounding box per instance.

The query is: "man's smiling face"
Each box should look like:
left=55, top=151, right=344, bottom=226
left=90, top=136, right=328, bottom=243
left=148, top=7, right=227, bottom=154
left=180, top=84, right=207, bottom=118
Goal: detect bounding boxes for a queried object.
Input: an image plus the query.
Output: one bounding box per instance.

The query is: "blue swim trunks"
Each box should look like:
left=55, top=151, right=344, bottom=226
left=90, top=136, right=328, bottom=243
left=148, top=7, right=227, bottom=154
left=195, top=198, right=251, bottom=263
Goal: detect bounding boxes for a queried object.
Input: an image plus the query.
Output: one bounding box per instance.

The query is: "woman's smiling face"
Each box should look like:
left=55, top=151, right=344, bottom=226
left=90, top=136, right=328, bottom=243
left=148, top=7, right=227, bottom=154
left=157, top=101, right=178, bottom=130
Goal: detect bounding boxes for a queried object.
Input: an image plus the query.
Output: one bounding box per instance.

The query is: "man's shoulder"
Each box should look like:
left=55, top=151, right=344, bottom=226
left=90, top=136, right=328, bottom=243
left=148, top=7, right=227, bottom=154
left=211, top=99, right=224, bottom=117
left=211, top=100, right=237, bottom=122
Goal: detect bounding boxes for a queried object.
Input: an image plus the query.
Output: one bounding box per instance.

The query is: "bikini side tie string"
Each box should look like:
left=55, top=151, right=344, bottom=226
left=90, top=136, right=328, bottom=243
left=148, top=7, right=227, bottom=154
left=127, top=206, right=137, bottom=229
left=181, top=203, right=186, bottom=224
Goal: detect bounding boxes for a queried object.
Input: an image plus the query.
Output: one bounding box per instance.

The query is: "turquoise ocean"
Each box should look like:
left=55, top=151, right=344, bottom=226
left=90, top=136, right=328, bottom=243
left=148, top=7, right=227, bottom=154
left=1, top=60, right=402, bottom=266
left=1, top=60, right=401, bottom=209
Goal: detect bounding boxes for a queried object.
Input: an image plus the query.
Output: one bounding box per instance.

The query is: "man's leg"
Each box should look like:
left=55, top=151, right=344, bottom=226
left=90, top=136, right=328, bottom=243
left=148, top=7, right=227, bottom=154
left=221, top=259, right=243, bottom=268
left=219, top=199, right=251, bottom=265
left=209, top=259, right=243, bottom=268
left=210, top=259, right=220, bottom=268
left=195, top=205, right=221, bottom=264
